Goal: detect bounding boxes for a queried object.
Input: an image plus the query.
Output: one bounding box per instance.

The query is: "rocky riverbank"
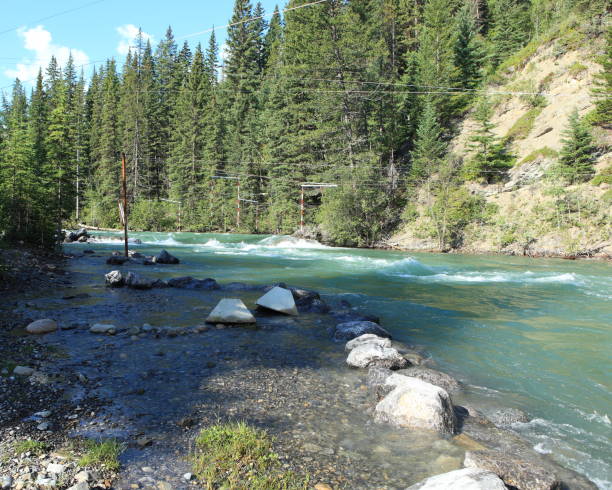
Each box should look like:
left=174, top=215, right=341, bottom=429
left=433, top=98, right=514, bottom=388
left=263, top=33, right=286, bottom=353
left=0, top=245, right=601, bottom=489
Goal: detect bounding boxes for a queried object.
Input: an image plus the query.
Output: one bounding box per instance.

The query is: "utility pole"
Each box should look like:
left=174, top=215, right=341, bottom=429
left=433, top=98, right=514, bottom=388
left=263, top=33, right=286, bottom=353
left=299, top=183, right=338, bottom=233
left=121, top=152, right=128, bottom=257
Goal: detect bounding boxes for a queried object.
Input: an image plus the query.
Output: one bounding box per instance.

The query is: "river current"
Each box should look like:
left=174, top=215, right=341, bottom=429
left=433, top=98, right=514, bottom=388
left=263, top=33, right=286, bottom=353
left=68, top=231, right=611, bottom=487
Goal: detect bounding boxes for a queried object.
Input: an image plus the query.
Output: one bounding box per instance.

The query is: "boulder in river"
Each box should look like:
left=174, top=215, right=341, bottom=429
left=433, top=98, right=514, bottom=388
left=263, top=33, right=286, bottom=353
left=105, top=270, right=124, bottom=287
left=345, top=333, right=391, bottom=351
left=125, top=272, right=154, bottom=290
left=374, top=373, right=456, bottom=434
left=26, top=319, right=58, bottom=334
left=167, top=276, right=219, bottom=289
left=106, top=255, right=129, bottom=265
left=464, top=450, right=562, bottom=490
left=206, top=299, right=256, bottom=324
left=401, top=366, right=462, bottom=393
left=406, top=467, right=507, bottom=490
left=346, top=343, right=408, bottom=370
left=153, top=249, right=180, bottom=264
left=366, top=366, right=395, bottom=399
left=256, top=286, right=298, bottom=316
left=331, top=320, right=391, bottom=341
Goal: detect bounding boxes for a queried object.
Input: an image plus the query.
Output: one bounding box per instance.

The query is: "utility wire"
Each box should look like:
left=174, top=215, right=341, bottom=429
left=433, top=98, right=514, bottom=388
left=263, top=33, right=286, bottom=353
left=177, top=0, right=328, bottom=40
left=0, top=0, right=110, bottom=36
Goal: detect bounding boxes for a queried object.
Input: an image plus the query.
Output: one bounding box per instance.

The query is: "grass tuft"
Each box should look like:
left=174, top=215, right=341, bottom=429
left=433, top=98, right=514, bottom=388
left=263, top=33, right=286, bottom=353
left=505, top=107, right=544, bottom=142
left=78, top=439, right=122, bottom=471
left=591, top=165, right=612, bottom=186
left=14, top=440, right=48, bottom=455
left=519, top=147, right=559, bottom=166
left=192, top=422, right=308, bottom=490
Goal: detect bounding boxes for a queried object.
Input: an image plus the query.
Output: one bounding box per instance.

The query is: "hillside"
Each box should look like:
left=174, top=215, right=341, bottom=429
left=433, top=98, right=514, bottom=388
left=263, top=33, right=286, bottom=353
left=389, top=23, right=612, bottom=259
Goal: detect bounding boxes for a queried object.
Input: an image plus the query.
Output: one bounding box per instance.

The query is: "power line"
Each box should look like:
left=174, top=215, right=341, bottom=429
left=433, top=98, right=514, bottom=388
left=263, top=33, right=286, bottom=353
left=177, top=0, right=328, bottom=40
left=0, top=0, right=110, bottom=36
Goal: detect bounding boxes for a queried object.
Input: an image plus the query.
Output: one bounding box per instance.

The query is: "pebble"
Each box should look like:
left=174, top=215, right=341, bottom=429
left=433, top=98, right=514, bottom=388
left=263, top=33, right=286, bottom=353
left=34, top=476, right=56, bottom=488
left=37, top=422, right=51, bottom=431
left=136, top=436, right=153, bottom=448
left=157, top=482, right=172, bottom=490
left=67, top=483, right=89, bottom=490
left=74, top=471, right=93, bottom=483
left=34, top=410, right=51, bottom=418
left=89, top=324, right=116, bottom=335
left=1, top=476, right=13, bottom=489
left=314, top=484, right=333, bottom=490
left=182, top=473, right=192, bottom=481
left=12, top=366, right=34, bottom=376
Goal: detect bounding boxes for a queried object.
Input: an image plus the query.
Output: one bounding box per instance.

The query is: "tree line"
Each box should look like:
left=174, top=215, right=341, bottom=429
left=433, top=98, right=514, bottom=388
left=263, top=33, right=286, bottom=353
left=0, top=0, right=608, bottom=248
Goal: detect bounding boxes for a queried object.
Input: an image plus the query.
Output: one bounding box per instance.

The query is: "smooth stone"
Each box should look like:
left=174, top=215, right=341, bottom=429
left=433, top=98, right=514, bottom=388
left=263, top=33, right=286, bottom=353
left=314, top=484, right=333, bottom=490
left=206, top=298, right=256, bottom=324
left=345, top=333, right=391, bottom=351
left=89, top=324, right=116, bottom=334
left=401, top=366, right=461, bottom=393
left=346, top=343, right=408, bottom=370
left=256, top=286, right=298, bottom=316
left=74, top=471, right=94, bottom=483
left=46, top=464, right=65, bottom=475
left=157, top=482, right=172, bottom=490
left=13, top=366, right=34, bottom=376
left=34, top=476, right=56, bottom=488
left=406, top=468, right=507, bottom=489
left=182, top=473, right=192, bottom=481
left=25, top=319, right=57, bottom=334
left=34, top=410, right=51, bottom=418
left=37, top=422, right=51, bottom=431
left=375, top=373, right=456, bottom=434
left=331, top=321, right=391, bottom=341
left=1, top=476, right=12, bottom=489
left=104, top=270, right=124, bottom=287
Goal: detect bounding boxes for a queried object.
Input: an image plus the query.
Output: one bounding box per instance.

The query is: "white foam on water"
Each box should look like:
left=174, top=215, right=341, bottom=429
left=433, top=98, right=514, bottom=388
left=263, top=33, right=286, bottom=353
left=387, top=269, right=585, bottom=285
left=533, top=442, right=553, bottom=454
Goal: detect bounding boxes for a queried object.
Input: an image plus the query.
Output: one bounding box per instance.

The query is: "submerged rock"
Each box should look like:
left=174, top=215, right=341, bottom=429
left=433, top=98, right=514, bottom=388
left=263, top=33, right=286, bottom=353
left=488, top=407, right=530, bottom=426
left=206, top=298, right=256, bottom=324
left=89, top=324, right=116, bottom=334
left=374, top=373, right=456, bottom=434
left=106, top=255, right=129, bottom=265
left=105, top=270, right=124, bottom=287
left=125, top=272, right=154, bottom=289
left=167, top=276, right=219, bottom=289
left=331, top=310, right=380, bottom=324
left=13, top=366, right=35, bottom=376
left=367, top=366, right=394, bottom=400
left=331, top=321, right=391, bottom=341
left=346, top=343, right=408, bottom=370
left=401, top=366, right=462, bottom=393
left=345, top=333, right=392, bottom=351
left=464, top=450, right=561, bottom=490
left=25, top=318, right=58, bottom=334
left=256, top=286, right=298, bottom=316
left=406, top=468, right=507, bottom=489
left=153, top=249, right=179, bottom=264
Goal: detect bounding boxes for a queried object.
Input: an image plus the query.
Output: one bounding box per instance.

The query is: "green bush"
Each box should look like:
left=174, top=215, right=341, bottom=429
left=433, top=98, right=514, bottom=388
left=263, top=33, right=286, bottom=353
left=591, top=165, right=612, bottom=185
left=519, top=147, right=559, bottom=165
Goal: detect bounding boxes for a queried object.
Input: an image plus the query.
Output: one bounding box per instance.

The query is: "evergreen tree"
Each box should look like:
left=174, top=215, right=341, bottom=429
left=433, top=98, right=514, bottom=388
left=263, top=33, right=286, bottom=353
left=558, top=109, right=597, bottom=183
left=454, top=3, right=483, bottom=90
left=409, top=99, right=446, bottom=181
left=464, top=97, right=513, bottom=182
left=489, top=0, right=531, bottom=68
left=592, top=25, right=611, bottom=128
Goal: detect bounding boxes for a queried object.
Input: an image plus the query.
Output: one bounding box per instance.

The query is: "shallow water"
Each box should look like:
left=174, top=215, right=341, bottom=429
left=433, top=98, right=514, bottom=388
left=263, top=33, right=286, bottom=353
left=66, top=231, right=611, bottom=487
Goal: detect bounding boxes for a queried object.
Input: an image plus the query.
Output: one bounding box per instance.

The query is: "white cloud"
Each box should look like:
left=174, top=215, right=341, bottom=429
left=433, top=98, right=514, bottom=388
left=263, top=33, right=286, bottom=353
left=116, top=24, right=154, bottom=56
left=4, top=25, right=89, bottom=83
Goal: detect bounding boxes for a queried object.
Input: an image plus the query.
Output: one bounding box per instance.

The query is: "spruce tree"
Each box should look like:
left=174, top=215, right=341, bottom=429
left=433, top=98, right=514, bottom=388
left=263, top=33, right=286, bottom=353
left=592, top=25, right=611, bottom=128
left=558, top=109, right=597, bottom=183
left=489, top=0, right=531, bottom=68
left=454, top=3, right=483, bottom=90
left=409, top=99, right=446, bottom=181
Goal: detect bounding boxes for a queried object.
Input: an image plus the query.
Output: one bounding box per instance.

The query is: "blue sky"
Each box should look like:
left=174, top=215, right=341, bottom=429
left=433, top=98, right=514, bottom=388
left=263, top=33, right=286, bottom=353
left=0, top=0, right=281, bottom=95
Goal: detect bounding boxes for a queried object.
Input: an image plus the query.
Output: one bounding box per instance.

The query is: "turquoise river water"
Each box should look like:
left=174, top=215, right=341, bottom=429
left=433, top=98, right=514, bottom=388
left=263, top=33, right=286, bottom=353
left=73, top=231, right=611, bottom=487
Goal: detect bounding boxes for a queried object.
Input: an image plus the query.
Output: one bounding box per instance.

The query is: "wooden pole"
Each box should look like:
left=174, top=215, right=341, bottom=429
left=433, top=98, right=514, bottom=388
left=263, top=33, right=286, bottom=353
left=121, top=152, right=128, bottom=257
left=236, top=179, right=241, bottom=228
left=300, top=186, right=305, bottom=233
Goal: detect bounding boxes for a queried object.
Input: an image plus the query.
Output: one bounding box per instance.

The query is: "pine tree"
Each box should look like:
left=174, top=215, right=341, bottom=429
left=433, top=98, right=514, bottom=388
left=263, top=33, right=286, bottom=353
left=464, top=97, right=513, bottom=182
left=592, top=24, right=611, bottom=128
left=558, top=109, right=597, bottom=183
left=409, top=99, right=446, bottom=181
left=489, top=0, right=531, bottom=68
left=454, top=3, right=483, bottom=90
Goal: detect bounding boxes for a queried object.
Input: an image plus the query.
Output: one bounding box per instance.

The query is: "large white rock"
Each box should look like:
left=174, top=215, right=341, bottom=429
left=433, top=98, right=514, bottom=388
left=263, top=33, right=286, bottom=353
left=206, top=298, right=256, bottom=324
left=345, top=333, right=391, bottom=351
left=26, top=319, right=57, bottom=334
left=406, top=468, right=507, bottom=489
left=256, top=286, right=298, bottom=316
left=346, top=343, right=408, bottom=370
left=375, top=373, right=456, bottom=434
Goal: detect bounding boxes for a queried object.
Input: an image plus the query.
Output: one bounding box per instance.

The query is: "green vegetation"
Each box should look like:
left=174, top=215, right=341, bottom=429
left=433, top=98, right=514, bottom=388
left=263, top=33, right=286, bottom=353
left=552, top=109, right=598, bottom=183
left=14, top=440, right=48, bottom=455
left=568, top=61, right=588, bottom=77
left=520, top=147, right=559, bottom=165
left=192, top=422, right=308, bottom=490
left=78, top=439, right=122, bottom=471
left=0, top=0, right=608, bottom=248
left=591, top=165, right=612, bottom=186
left=504, top=107, right=544, bottom=142
left=591, top=25, right=612, bottom=127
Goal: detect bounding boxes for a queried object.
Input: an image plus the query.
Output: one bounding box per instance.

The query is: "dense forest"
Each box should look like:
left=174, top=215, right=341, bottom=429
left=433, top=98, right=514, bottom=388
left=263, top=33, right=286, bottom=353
left=0, top=0, right=609, bottom=249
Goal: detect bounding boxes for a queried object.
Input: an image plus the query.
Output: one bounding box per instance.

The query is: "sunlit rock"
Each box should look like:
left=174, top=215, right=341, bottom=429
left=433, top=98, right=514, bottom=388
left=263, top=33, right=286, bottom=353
left=206, top=299, right=256, bottom=324
left=375, top=373, right=456, bottom=434
left=256, top=286, right=298, bottom=316
left=406, top=468, right=506, bottom=489
left=153, top=249, right=180, bottom=264
left=345, top=333, right=391, bottom=351
left=346, top=343, right=408, bottom=370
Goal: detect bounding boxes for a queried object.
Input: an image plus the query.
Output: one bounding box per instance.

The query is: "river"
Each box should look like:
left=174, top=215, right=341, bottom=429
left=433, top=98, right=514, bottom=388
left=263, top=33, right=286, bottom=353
left=67, top=231, right=611, bottom=488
